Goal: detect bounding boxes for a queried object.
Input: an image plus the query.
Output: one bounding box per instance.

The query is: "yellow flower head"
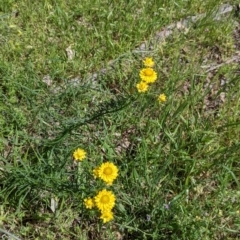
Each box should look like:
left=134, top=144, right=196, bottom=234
left=93, top=167, right=100, bottom=178
left=73, top=148, right=86, bottom=161
left=139, top=68, right=157, bottom=83
left=136, top=81, right=149, bottom=93
left=143, top=57, right=154, bottom=68
left=84, top=197, right=94, bottom=209
left=94, top=189, right=116, bottom=212
left=97, top=162, right=118, bottom=185
left=100, top=210, right=114, bottom=223
left=158, top=94, right=167, bottom=103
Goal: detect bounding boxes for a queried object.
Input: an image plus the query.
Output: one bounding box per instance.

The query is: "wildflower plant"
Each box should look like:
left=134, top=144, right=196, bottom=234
left=84, top=188, right=116, bottom=223
left=65, top=145, right=119, bottom=224
left=136, top=57, right=158, bottom=93
left=77, top=156, right=119, bottom=223
left=136, top=57, right=167, bottom=105
left=83, top=189, right=117, bottom=223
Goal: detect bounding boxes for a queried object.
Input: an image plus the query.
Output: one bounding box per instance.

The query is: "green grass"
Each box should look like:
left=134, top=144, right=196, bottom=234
left=1, top=0, right=240, bottom=239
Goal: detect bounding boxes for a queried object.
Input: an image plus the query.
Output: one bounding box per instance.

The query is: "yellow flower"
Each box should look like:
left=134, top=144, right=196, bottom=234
left=143, top=57, right=154, bottom=68
left=136, top=81, right=149, bottom=93
left=139, top=68, right=157, bottom=83
left=97, top=162, right=118, bottom=185
left=100, top=210, right=114, bottom=223
left=84, top=197, right=94, bottom=209
left=93, top=167, right=100, bottom=178
left=94, top=189, right=116, bottom=212
left=158, top=94, right=167, bottom=103
left=73, top=148, right=86, bottom=161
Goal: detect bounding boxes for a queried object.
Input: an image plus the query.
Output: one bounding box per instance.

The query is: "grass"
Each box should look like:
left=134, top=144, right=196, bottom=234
left=0, top=0, right=240, bottom=239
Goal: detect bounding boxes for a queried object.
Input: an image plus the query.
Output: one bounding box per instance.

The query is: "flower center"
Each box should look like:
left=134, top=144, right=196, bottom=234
left=144, top=69, right=153, bottom=76
left=103, top=167, right=113, bottom=175
left=101, top=195, right=110, bottom=204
